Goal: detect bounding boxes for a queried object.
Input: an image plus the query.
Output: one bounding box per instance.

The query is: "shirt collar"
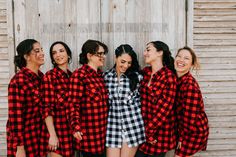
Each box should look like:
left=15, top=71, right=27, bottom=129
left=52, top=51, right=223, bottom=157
left=178, top=72, right=191, bottom=85
left=83, top=64, right=103, bottom=76
left=106, top=67, right=127, bottom=78
left=21, top=67, right=44, bottom=80
left=53, top=66, right=72, bottom=78
left=144, top=66, right=167, bottom=77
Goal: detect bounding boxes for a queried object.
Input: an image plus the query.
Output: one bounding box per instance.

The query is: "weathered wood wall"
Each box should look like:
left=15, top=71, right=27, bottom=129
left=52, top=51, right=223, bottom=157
left=0, top=0, right=9, bottom=155
left=193, top=0, right=236, bottom=156
left=12, top=0, right=186, bottom=72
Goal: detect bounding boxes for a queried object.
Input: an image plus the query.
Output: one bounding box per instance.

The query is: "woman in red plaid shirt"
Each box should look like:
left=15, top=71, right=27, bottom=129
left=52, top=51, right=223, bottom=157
left=174, top=47, right=209, bottom=157
left=136, top=41, right=177, bottom=157
left=40, top=41, right=75, bottom=157
left=68, top=39, right=109, bottom=157
left=7, top=39, right=44, bottom=157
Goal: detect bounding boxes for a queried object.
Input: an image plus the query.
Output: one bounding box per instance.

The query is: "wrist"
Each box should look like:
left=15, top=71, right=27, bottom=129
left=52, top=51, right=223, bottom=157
left=17, top=145, right=24, bottom=150
left=49, top=132, right=57, bottom=137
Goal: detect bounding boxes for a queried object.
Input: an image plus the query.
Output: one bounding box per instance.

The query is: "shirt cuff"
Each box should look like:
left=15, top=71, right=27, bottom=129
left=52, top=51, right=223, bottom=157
left=12, top=135, right=24, bottom=146
left=72, top=125, right=81, bottom=134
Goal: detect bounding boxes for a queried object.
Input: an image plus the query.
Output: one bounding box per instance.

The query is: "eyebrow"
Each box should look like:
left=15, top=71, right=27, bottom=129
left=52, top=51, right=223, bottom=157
left=53, top=48, right=65, bottom=51
left=33, top=48, right=41, bottom=51
left=121, top=59, right=132, bottom=63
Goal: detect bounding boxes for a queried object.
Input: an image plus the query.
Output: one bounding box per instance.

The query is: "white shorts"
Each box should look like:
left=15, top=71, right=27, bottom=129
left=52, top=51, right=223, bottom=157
left=122, top=129, right=128, bottom=143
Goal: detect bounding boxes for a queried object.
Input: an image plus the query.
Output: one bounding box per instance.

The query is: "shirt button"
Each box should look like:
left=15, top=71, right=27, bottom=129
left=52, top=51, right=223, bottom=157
left=153, top=99, right=157, bottom=104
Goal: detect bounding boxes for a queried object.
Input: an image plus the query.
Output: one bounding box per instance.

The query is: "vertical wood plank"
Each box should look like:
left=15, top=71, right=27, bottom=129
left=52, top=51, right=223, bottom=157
left=38, top=0, right=66, bottom=72
left=64, top=0, right=78, bottom=71
left=25, top=0, right=39, bottom=39
left=76, top=0, right=101, bottom=68
left=149, top=0, right=163, bottom=41
left=187, top=0, right=194, bottom=47
left=134, top=0, right=152, bottom=66
left=87, top=0, right=101, bottom=40
left=125, top=0, right=148, bottom=65
left=7, top=0, right=15, bottom=78
left=174, top=0, right=186, bottom=53
left=101, top=0, right=115, bottom=68
left=13, top=0, right=26, bottom=46
left=38, top=0, right=53, bottom=72
left=1, top=0, right=11, bottom=155
left=162, top=0, right=175, bottom=53
left=111, top=0, right=126, bottom=48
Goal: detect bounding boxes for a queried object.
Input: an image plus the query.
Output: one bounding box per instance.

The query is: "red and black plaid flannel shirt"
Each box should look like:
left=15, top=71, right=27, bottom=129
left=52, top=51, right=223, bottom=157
left=139, top=66, right=177, bottom=155
left=7, top=67, right=43, bottom=157
left=175, top=72, right=209, bottom=156
left=40, top=67, right=74, bottom=156
left=68, top=64, right=108, bottom=154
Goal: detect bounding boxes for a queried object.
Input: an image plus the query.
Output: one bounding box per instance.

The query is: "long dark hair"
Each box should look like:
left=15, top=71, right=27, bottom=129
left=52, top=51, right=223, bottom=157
left=79, top=39, right=108, bottom=65
left=49, top=41, right=72, bottom=67
left=115, top=44, right=140, bottom=91
left=14, top=39, right=38, bottom=69
left=149, top=41, right=175, bottom=73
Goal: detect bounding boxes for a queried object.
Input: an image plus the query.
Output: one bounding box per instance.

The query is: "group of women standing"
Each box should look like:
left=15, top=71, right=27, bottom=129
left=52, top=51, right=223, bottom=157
left=7, top=38, right=209, bottom=157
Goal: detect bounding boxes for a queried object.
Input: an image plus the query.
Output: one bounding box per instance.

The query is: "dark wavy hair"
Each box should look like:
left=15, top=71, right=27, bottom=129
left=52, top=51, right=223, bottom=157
left=49, top=41, right=72, bottom=67
left=14, top=39, right=38, bottom=69
left=115, top=44, right=141, bottom=91
left=148, top=41, right=175, bottom=73
left=79, top=39, right=108, bottom=65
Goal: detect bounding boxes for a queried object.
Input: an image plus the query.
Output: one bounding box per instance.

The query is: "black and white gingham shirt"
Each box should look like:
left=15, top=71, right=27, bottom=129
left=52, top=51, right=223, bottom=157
left=104, top=68, right=145, bottom=148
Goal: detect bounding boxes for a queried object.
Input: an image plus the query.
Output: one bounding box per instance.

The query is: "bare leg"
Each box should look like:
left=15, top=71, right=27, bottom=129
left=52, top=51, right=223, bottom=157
left=121, top=142, right=138, bottom=157
left=106, top=147, right=121, bottom=157
left=49, top=152, right=63, bottom=157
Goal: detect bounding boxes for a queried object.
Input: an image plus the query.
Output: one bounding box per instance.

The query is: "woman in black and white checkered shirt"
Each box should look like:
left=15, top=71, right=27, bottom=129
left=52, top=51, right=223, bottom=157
left=104, top=44, right=146, bottom=157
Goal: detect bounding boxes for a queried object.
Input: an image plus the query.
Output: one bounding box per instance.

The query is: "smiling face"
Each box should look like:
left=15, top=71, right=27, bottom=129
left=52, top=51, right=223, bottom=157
left=174, top=49, right=193, bottom=77
left=115, top=53, right=132, bottom=75
left=88, top=45, right=106, bottom=69
left=51, top=43, right=69, bottom=67
left=25, top=42, right=45, bottom=67
left=143, top=43, right=163, bottom=65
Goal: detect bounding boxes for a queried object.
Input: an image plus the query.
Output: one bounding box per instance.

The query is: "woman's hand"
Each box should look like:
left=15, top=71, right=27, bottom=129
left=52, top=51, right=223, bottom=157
left=174, top=142, right=182, bottom=157
left=176, top=141, right=182, bottom=149
left=16, top=146, right=26, bottom=157
left=73, top=131, right=83, bottom=141
left=148, top=139, right=157, bottom=145
left=48, top=134, right=59, bottom=151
